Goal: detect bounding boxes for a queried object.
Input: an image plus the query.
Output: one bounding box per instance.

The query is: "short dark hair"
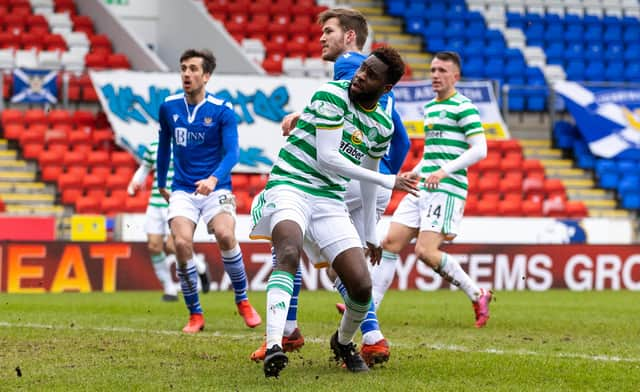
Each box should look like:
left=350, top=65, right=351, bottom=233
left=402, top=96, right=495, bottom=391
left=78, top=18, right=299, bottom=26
left=179, top=49, right=216, bottom=74
left=434, top=51, right=461, bottom=72
left=371, top=46, right=405, bottom=85
left=317, top=8, right=368, bottom=50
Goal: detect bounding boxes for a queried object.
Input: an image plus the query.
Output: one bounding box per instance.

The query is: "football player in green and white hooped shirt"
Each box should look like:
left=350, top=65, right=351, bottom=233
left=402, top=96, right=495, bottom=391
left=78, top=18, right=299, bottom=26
left=250, top=47, right=418, bottom=378
left=380, top=51, right=494, bottom=328
left=127, top=140, right=211, bottom=302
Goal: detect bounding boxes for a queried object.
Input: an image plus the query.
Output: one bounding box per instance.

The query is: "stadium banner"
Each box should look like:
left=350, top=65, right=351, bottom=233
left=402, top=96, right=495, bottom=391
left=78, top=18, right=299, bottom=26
left=0, top=242, right=638, bottom=292
left=11, top=68, right=58, bottom=104
left=118, top=214, right=634, bottom=244
left=553, top=81, right=640, bottom=159
left=393, top=79, right=510, bottom=139
left=89, top=70, right=327, bottom=173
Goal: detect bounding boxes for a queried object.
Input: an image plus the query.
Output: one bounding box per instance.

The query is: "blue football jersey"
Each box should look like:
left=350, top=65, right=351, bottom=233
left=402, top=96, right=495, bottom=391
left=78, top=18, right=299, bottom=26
left=157, top=92, right=239, bottom=193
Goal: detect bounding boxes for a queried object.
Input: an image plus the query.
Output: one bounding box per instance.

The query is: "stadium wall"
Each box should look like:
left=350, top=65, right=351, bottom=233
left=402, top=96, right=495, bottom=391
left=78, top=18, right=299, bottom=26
left=1, top=242, right=638, bottom=293
left=156, top=0, right=263, bottom=75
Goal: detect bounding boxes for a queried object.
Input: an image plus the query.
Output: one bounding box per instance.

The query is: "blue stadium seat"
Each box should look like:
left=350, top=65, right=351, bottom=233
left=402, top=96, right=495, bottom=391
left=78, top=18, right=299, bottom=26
left=565, top=42, right=584, bottom=61
left=565, top=24, right=584, bottom=43
left=463, top=57, right=484, bottom=78
left=445, top=20, right=466, bottom=40
left=618, top=174, right=640, bottom=191
left=526, top=67, right=546, bottom=84
left=526, top=87, right=547, bottom=112
left=465, top=20, right=487, bottom=41
left=525, top=24, right=545, bottom=46
left=605, top=61, right=624, bottom=82
left=403, top=2, right=427, bottom=18
left=544, top=24, right=564, bottom=44
left=595, top=159, right=617, bottom=178
left=604, top=25, right=623, bottom=44
left=423, top=20, right=446, bottom=39
left=425, top=37, right=446, bottom=53
left=405, top=17, right=426, bottom=35
left=507, top=12, right=525, bottom=30
left=624, top=63, right=640, bottom=82
left=621, top=194, right=640, bottom=210
left=387, top=0, right=405, bottom=16
left=624, top=43, right=640, bottom=63
left=462, top=41, right=484, bottom=59
left=616, top=159, right=637, bottom=173
left=545, top=42, right=565, bottom=65
left=428, top=2, right=447, bottom=15
left=605, top=42, right=625, bottom=58
left=447, top=38, right=466, bottom=54
left=565, top=59, right=585, bottom=81
left=508, top=88, right=526, bottom=111
left=624, top=25, right=640, bottom=42
left=598, top=172, right=619, bottom=190
left=585, top=60, right=606, bottom=81
left=485, top=58, right=505, bottom=82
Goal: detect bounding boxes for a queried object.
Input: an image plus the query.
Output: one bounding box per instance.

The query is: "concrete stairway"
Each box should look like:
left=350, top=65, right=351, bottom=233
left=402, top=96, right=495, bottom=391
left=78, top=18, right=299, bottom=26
left=338, top=0, right=432, bottom=80
left=0, top=139, right=66, bottom=216
left=519, top=139, right=630, bottom=218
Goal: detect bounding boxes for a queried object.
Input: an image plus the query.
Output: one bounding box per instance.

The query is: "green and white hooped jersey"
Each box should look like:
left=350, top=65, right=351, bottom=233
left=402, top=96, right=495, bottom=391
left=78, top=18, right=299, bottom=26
left=266, top=80, right=394, bottom=201
left=421, top=91, right=483, bottom=201
left=144, top=141, right=173, bottom=208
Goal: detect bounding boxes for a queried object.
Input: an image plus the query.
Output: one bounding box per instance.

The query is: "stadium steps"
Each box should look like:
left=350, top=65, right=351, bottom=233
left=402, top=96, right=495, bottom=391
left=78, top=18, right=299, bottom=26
left=346, top=0, right=432, bottom=79
left=520, top=139, right=624, bottom=217
left=5, top=204, right=66, bottom=215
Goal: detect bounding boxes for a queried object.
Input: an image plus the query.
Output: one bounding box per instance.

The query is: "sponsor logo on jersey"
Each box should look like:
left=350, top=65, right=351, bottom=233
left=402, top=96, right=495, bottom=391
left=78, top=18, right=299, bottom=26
left=204, top=117, right=212, bottom=124
left=340, top=140, right=365, bottom=161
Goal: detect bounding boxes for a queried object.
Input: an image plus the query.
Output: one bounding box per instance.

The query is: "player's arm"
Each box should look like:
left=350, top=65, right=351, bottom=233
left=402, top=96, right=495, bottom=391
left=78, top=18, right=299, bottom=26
left=127, top=146, right=153, bottom=195
left=196, top=105, right=239, bottom=194
left=423, top=133, right=487, bottom=190
left=156, top=104, right=171, bottom=201
left=359, top=155, right=383, bottom=263
left=385, top=108, right=411, bottom=174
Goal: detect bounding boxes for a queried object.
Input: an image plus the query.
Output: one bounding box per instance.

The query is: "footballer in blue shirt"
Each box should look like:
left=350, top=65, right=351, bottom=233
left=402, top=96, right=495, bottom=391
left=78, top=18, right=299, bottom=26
left=156, top=49, right=261, bottom=334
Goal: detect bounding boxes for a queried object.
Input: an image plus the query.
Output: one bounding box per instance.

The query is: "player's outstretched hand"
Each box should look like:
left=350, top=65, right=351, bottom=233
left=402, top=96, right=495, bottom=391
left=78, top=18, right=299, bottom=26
left=394, top=174, right=419, bottom=196
left=159, top=188, right=171, bottom=202
left=365, top=242, right=383, bottom=265
left=424, top=169, right=446, bottom=190
left=127, top=181, right=142, bottom=196
left=281, top=112, right=300, bottom=136
left=195, top=176, right=218, bottom=196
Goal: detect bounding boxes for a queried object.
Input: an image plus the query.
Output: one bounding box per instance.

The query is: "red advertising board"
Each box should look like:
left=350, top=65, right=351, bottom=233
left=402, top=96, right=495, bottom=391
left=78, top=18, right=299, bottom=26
left=0, top=217, right=56, bottom=241
left=0, top=242, right=638, bottom=292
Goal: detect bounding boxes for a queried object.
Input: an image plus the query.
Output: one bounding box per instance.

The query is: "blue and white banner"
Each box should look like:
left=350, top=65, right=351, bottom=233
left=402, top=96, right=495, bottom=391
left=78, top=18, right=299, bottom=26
left=554, top=81, right=640, bottom=159
left=90, top=70, right=326, bottom=173
left=11, top=69, right=58, bottom=104
left=393, top=80, right=510, bottom=139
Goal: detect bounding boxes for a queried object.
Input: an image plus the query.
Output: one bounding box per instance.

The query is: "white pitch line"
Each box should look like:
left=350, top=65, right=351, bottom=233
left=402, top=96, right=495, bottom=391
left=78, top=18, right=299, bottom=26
left=1, top=321, right=638, bottom=364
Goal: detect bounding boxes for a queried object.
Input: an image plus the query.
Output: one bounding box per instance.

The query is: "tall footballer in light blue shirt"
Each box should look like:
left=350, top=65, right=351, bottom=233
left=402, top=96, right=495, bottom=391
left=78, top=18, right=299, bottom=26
left=156, top=48, right=261, bottom=334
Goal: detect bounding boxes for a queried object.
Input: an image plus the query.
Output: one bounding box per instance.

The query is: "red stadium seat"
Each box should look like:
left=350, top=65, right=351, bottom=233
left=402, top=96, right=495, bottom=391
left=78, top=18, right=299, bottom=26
left=48, top=109, right=73, bottom=128
left=1, top=107, right=23, bottom=126
left=22, top=142, right=43, bottom=160
left=73, top=109, right=96, bottom=129
left=523, top=159, right=545, bottom=178
left=101, top=193, right=127, bottom=215
left=43, top=33, right=67, bottom=51
left=543, top=197, right=567, bottom=217
left=75, top=195, right=102, bottom=214
left=57, top=172, right=82, bottom=190
left=498, top=199, right=522, bottom=216
left=522, top=199, right=543, bottom=216
left=85, top=51, right=108, bottom=69
left=24, top=108, right=47, bottom=127
left=89, top=34, right=112, bottom=54
left=566, top=200, right=588, bottom=218
left=268, top=14, right=290, bottom=35
left=71, top=15, right=94, bottom=35
left=83, top=174, right=106, bottom=190
left=26, top=14, right=49, bottom=35
left=476, top=198, right=499, bottom=216
left=105, top=174, right=129, bottom=190
left=111, top=151, right=136, bottom=167
left=107, top=53, right=130, bottom=69
left=63, top=150, right=86, bottom=167
left=87, top=150, right=110, bottom=167
left=78, top=73, right=98, bottom=102
left=61, top=188, right=82, bottom=205
left=41, top=165, right=63, bottom=182
left=262, top=55, right=283, bottom=74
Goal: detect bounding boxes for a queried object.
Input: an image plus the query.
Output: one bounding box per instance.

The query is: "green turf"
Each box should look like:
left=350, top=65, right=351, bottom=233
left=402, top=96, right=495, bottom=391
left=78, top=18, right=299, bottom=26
left=1, top=290, right=638, bottom=391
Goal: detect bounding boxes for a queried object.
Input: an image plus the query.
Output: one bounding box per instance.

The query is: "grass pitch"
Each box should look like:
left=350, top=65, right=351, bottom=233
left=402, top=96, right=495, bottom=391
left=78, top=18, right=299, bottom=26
left=1, top=290, right=638, bottom=391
